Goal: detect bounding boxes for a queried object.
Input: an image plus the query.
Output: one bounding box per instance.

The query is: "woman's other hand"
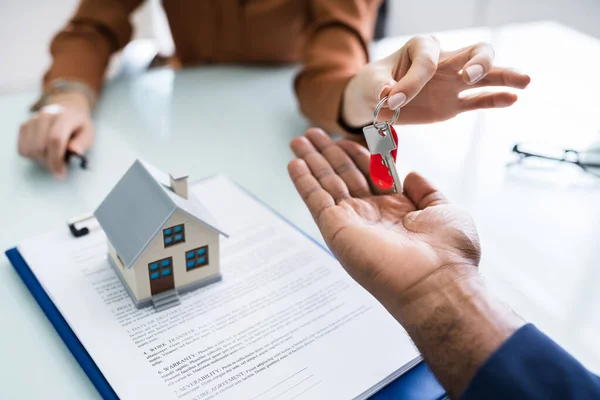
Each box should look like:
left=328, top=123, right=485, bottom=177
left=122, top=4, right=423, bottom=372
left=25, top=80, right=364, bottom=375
left=18, top=92, right=94, bottom=179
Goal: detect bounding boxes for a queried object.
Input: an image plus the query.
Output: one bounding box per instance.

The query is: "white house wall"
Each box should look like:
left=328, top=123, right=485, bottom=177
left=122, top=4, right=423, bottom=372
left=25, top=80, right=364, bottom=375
left=130, top=210, right=221, bottom=302
left=108, top=240, right=138, bottom=294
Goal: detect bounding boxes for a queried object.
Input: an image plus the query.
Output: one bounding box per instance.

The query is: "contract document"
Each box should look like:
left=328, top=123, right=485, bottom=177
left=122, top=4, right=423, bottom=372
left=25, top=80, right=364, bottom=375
left=17, top=176, right=420, bottom=400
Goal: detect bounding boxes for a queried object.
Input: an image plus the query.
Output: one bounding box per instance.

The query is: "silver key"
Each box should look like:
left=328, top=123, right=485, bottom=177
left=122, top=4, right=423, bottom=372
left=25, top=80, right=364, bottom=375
left=363, top=121, right=403, bottom=194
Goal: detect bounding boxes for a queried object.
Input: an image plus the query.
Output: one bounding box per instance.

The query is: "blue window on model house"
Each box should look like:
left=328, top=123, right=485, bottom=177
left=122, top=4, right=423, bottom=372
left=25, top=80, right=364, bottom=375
left=163, top=224, right=185, bottom=247
left=185, top=246, right=209, bottom=271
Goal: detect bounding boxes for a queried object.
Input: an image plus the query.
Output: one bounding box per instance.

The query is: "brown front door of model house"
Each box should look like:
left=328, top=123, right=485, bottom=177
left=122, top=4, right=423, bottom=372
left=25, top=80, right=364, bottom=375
left=148, top=257, right=175, bottom=296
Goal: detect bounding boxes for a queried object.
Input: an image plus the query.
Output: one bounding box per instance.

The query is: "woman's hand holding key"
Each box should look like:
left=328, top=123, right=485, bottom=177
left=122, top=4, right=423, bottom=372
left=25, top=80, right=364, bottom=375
left=341, top=36, right=531, bottom=129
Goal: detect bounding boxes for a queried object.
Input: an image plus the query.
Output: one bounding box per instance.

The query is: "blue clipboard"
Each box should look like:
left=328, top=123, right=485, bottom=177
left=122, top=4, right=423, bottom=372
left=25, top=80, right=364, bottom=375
left=4, top=179, right=446, bottom=400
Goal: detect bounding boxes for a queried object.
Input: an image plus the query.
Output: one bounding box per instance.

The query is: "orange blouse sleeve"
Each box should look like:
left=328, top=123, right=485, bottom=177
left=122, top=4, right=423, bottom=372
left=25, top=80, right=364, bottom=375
left=294, top=0, right=382, bottom=136
left=42, top=0, right=143, bottom=96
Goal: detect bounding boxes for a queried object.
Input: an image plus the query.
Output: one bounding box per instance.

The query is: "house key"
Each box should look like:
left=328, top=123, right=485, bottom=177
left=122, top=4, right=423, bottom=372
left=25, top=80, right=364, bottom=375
left=363, top=97, right=403, bottom=193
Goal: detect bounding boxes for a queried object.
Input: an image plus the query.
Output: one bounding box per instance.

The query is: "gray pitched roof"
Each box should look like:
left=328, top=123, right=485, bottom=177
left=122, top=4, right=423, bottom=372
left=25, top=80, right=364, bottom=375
left=94, top=159, right=227, bottom=269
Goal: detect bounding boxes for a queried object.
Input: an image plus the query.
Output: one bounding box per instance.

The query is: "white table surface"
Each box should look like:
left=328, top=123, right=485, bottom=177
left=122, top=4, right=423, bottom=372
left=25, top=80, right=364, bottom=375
left=1, top=21, right=600, bottom=399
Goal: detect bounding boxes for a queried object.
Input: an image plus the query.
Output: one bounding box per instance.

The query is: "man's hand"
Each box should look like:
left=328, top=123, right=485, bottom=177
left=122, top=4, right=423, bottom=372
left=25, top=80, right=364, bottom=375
left=288, top=127, right=480, bottom=310
left=288, top=128, right=524, bottom=397
left=18, top=92, right=94, bottom=179
left=342, top=36, right=531, bottom=128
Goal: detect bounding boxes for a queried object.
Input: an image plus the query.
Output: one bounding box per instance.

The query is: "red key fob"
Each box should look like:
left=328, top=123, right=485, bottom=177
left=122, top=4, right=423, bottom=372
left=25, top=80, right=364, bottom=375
left=369, top=125, right=398, bottom=189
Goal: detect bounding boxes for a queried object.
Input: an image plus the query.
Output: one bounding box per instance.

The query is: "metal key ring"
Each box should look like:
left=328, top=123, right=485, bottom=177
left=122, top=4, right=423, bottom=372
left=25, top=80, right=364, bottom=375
left=373, top=96, right=401, bottom=127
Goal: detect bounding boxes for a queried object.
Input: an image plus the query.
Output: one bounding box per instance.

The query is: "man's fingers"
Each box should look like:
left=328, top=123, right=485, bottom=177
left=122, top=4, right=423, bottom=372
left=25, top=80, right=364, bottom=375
left=387, top=35, right=441, bottom=110
left=304, top=129, right=372, bottom=198
left=459, top=91, right=518, bottom=112
left=288, top=158, right=335, bottom=223
left=470, top=67, right=531, bottom=89
left=403, top=172, right=448, bottom=210
left=337, top=140, right=370, bottom=177
left=290, top=132, right=350, bottom=203
left=460, top=42, right=495, bottom=85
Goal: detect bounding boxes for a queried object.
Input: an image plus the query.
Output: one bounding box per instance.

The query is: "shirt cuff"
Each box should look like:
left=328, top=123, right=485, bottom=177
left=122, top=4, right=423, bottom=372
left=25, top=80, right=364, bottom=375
left=460, top=323, right=600, bottom=400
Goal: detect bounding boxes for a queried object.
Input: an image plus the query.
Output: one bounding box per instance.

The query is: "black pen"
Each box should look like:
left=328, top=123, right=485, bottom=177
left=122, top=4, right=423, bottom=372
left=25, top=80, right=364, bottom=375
left=64, top=149, right=89, bottom=170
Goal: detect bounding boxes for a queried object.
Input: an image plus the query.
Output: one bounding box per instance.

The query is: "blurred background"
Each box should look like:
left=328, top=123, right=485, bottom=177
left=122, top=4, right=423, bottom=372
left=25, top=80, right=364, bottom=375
left=1, top=0, right=600, bottom=93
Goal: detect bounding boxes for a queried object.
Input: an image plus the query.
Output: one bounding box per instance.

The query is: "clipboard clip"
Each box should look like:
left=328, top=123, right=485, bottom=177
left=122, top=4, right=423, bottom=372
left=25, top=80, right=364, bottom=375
left=68, top=213, right=96, bottom=238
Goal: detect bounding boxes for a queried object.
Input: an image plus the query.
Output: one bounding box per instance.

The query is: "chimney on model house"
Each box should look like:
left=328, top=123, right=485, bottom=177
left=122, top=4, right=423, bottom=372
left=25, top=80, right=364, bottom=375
left=169, top=171, right=189, bottom=199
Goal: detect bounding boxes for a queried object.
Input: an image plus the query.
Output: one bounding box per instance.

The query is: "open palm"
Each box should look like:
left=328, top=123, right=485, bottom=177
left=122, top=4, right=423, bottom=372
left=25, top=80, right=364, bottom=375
left=289, top=128, right=481, bottom=309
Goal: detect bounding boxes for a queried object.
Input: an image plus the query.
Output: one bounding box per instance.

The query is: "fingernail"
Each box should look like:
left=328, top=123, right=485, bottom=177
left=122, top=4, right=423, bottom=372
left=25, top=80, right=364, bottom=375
left=53, top=171, right=66, bottom=181
left=377, top=84, right=391, bottom=100
left=465, top=64, right=484, bottom=83
left=387, top=92, right=407, bottom=110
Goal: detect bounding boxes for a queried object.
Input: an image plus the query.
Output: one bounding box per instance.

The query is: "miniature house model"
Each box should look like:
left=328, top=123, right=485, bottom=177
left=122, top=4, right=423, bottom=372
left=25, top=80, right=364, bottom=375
left=94, top=160, right=227, bottom=311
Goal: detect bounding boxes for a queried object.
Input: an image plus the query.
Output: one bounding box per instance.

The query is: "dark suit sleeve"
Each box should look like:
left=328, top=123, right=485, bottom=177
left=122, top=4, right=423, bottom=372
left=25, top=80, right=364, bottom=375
left=460, top=323, right=600, bottom=400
